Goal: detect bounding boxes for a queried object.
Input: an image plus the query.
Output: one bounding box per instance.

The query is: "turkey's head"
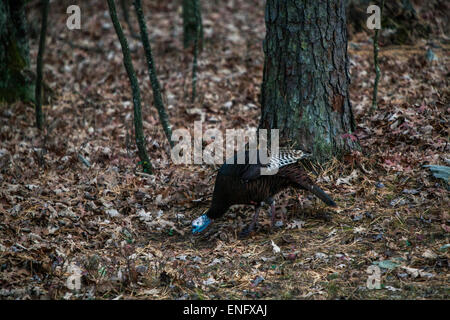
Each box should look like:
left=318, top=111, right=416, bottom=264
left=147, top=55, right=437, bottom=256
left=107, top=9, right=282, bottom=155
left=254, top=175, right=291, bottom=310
left=192, top=214, right=211, bottom=234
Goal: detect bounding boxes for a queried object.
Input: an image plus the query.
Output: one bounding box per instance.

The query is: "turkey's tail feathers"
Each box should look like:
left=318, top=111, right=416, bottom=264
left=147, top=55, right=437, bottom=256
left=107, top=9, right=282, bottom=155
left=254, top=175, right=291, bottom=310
left=279, top=165, right=337, bottom=207
left=309, top=184, right=337, bottom=207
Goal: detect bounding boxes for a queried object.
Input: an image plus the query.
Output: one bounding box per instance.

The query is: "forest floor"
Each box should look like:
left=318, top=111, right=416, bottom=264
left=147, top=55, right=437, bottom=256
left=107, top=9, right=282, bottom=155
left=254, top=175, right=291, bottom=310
left=0, top=1, right=448, bottom=299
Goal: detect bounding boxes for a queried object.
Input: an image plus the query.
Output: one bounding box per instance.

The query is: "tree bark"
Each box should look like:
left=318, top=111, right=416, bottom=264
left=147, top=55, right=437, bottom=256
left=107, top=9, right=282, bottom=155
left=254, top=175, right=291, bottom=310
left=107, top=0, right=153, bottom=173
left=259, top=0, right=359, bottom=162
left=182, top=0, right=203, bottom=49
left=133, top=0, right=173, bottom=148
left=120, top=0, right=138, bottom=39
left=370, top=0, right=385, bottom=114
left=0, top=0, right=34, bottom=103
left=35, top=0, right=49, bottom=130
left=190, top=0, right=201, bottom=102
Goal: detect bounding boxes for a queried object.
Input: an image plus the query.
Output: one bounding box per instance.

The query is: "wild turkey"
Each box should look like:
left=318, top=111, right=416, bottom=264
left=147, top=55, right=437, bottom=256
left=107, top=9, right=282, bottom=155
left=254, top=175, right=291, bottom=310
left=192, top=149, right=336, bottom=236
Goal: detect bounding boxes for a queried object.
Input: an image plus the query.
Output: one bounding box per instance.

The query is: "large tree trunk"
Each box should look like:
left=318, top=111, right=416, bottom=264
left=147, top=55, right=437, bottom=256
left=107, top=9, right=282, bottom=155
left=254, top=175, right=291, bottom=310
left=259, top=0, right=359, bottom=162
left=0, top=0, right=34, bottom=103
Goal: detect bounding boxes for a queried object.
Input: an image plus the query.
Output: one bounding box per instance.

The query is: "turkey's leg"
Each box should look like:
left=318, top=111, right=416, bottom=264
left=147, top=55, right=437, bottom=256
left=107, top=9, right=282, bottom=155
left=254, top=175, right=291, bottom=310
left=269, top=198, right=277, bottom=228
left=280, top=203, right=286, bottom=226
left=239, top=206, right=260, bottom=238
left=248, top=206, right=260, bottom=232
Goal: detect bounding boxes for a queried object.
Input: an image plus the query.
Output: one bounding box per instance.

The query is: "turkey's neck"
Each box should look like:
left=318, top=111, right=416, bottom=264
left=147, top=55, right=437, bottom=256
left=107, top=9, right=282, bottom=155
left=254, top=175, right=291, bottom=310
left=206, top=199, right=230, bottom=219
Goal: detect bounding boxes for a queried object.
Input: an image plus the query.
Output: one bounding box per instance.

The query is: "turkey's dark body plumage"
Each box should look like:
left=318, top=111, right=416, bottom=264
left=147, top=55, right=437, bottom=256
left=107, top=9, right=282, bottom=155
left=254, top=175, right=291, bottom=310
left=205, top=150, right=336, bottom=222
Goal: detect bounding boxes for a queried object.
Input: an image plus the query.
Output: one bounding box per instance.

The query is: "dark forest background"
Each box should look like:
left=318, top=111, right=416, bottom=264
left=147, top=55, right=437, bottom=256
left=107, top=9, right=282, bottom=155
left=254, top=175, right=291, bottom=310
left=0, top=0, right=448, bottom=299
